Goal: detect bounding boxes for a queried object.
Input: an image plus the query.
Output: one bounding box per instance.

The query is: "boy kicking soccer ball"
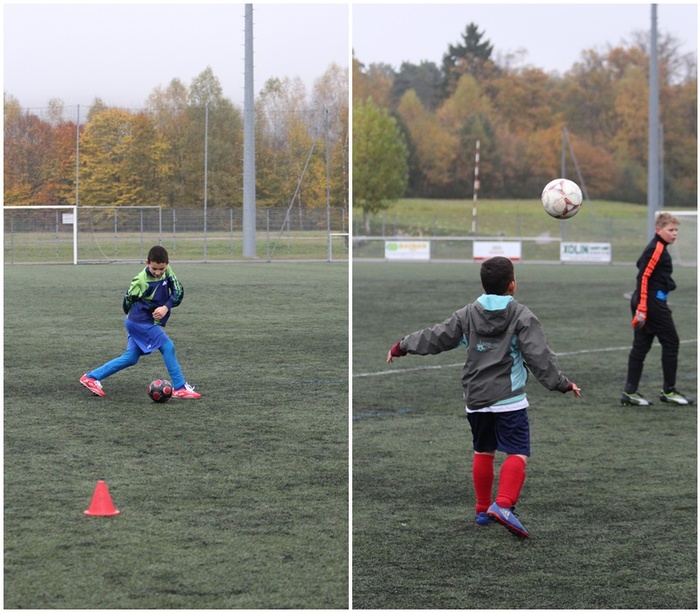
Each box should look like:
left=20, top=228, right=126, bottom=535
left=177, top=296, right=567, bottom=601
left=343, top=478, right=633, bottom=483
left=386, top=256, right=580, bottom=538
left=80, top=245, right=201, bottom=399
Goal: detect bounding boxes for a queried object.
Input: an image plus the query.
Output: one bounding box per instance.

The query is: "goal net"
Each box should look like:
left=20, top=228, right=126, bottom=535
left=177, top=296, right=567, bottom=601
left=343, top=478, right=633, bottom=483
left=4, top=206, right=163, bottom=264
left=4, top=205, right=347, bottom=263
left=662, top=210, right=697, bottom=266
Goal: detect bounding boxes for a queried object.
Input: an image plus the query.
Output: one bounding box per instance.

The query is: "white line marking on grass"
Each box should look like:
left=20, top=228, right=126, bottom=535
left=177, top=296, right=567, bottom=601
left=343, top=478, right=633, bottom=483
left=355, top=363, right=462, bottom=378
left=353, top=407, right=413, bottom=421
left=354, top=339, right=696, bottom=379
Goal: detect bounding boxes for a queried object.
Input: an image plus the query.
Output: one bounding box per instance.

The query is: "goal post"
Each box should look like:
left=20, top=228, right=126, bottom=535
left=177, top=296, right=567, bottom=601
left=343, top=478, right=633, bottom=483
left=660, top=210, right=697, bottom=266
left=329, top=232, right=349, bottom=262
left=3, top=205, right=163, bottom=264
left=77, top=206, right=162, bottom=263
left=4, top=205, right=78, bottom=264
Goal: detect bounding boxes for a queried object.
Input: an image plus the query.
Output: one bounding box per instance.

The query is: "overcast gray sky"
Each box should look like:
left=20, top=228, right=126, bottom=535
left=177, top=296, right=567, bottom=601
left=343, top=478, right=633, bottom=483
left=4, top=3, right=697, bottom=111
left=3, top=3, right=350, bottom=110
left=352, top=3, right=697, bottom=76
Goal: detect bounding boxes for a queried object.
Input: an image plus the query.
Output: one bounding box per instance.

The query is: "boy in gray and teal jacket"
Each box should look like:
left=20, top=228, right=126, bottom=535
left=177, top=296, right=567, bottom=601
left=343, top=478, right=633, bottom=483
left=387, top=256, right=580, bottom=537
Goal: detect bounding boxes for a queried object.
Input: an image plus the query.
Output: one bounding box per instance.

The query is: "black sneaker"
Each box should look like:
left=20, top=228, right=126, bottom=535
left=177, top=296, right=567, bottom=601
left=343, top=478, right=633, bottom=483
left=620, top=392, right=652, bottom=406
left=659, top=389, right=694, bottom=405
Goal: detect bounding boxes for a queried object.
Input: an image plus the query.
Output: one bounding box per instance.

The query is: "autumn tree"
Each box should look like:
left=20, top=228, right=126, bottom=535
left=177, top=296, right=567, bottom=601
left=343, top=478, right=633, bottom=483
left=436, top=74, right=496, bottom=196
left=255, top=76, right=321, bottom=210
left=353, top=99, right=408, bottom=231
left=41, top=101, right=79, bottom=206
left=3, top=95, right=72, bottom=206
left=396, top=89, right=456, bottom=195
left=311, top=63, right=350, bottom=211
left=392, top=61, right=442, bottom=110
left=352, top=56, right=394, bottom=108
left=79, top=107, right=164, bottom=208
left=188, top=67, right=244, bottom=208
left=353, top=20, right=696, bottom=205
left=4, top=95, right=34, bottom=205
left=488, top=68, right=560, bottom=134
left=146, top=78, right=191, bottom=206
left=662, top=77, right=697, bottom=203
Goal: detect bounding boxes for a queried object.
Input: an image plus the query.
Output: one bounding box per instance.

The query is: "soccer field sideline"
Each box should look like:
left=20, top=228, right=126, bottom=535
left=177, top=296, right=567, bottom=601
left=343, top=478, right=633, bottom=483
left=354, top=338, right=697, bottom=378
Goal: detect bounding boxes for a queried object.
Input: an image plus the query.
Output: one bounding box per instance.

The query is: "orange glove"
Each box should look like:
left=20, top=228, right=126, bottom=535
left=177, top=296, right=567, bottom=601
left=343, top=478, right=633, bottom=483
left=631, top=309, right=647, bottom=329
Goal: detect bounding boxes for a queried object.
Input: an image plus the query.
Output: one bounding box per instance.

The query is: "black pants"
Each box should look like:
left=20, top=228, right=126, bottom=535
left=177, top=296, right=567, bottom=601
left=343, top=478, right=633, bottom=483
left=625, top=293, right=679, bottom=394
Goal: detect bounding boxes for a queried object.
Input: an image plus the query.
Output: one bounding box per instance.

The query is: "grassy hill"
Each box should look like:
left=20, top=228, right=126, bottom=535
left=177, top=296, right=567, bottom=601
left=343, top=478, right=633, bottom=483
left=353, top=198, right=697, bottom=263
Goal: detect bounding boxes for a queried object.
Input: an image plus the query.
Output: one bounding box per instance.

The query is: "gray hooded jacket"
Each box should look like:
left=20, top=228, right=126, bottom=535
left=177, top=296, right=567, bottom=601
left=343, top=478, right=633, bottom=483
left=399, top=294, right=572, bottom=410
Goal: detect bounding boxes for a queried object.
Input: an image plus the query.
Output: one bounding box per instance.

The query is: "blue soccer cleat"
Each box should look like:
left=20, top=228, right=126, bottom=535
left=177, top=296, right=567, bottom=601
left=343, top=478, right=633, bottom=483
left=474, top=512, right=491, bottom=527
left=487, top=502, right=529, bottom=538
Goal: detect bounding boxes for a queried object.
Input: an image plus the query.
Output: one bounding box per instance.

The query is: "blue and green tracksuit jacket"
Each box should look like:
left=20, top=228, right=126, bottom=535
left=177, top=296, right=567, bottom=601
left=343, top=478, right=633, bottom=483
left=122, top=265, right=184, bottom=326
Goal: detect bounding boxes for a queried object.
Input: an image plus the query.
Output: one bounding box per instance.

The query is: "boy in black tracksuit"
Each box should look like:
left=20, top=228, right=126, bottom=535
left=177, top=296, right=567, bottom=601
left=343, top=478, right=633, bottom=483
left=621, top=212, right=693, bottom=406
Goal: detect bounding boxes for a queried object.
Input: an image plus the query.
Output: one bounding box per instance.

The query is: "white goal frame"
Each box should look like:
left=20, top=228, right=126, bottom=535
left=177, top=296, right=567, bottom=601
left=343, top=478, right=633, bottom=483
left=4, top=205, right=163, bottom=265
left=4, top=205, right=78, bottom=263
left=328, top=232, right=349, bottom=262
left=660, top=210, right=697, bottom=266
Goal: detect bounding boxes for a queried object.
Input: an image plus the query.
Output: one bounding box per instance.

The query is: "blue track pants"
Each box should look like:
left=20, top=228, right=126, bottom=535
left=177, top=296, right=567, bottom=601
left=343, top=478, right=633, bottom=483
left=88, top=338, right=185, bottom=390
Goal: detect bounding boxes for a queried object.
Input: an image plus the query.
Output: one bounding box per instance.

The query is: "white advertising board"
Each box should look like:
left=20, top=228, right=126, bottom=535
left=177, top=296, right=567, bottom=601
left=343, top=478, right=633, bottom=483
left=473, top=241, right=522, bottom=261
left=384, top=240, right=431, bottom=261
left=560, top=242, right=612, bottom=263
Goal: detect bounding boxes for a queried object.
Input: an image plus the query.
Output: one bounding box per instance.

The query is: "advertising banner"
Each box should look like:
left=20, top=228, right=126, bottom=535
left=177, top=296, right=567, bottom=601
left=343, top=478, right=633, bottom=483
left=385, top=241, right=431, bottom=261
left=560, top=242, right=612, bottom=263
left=473, top=241, right=522, bottom=261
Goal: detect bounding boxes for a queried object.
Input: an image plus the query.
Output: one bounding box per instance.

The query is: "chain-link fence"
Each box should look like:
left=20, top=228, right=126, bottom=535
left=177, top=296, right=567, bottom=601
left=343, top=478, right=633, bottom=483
left=352, top=208, right=697, bottom=265
left=4, top=206, right=349, bottom=264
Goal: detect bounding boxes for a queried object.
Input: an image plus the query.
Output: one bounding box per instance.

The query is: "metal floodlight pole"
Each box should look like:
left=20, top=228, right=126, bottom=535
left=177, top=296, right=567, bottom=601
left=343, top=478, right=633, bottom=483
left=659, top=123, right=664, bottom=210
left=74, top=104, right=80, bottom=265
left=242, top=4, right=257, bottom=258
left=647, top=3, right=660, bottom=237
left=326, top=109, right=332, bottom=261
left=204, top=103, right=209, bottom=260
left=561, top=127, right=566, bottom=176
left=562, top=127, right=589, bottom=200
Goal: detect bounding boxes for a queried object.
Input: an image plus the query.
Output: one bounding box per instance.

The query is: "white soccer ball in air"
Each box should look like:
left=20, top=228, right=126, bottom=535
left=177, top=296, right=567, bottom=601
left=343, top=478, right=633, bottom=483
left=541, top=178, right=583, bottom=219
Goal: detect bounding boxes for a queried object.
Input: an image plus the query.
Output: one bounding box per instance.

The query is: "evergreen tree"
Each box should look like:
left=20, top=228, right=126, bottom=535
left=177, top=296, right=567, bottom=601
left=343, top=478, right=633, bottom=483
left=442, top=23, right=498, bottom=97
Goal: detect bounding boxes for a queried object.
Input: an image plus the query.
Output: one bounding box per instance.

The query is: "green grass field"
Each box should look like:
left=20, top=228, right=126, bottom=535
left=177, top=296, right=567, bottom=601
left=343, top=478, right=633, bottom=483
left=4, top=262, right=349, bottom=609
left=352, top=261, right=697, bottom=609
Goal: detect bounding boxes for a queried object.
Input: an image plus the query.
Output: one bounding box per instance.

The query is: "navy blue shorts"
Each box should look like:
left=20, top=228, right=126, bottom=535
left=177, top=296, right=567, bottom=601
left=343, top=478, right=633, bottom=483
left=467, top=409, right=531, bottom=456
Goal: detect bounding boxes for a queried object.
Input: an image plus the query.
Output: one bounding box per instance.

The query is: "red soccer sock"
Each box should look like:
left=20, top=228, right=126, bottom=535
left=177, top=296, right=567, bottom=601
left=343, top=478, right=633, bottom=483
left=495, top=455, right=527, bottom=508
left=472, top=453, right=495, bottom=514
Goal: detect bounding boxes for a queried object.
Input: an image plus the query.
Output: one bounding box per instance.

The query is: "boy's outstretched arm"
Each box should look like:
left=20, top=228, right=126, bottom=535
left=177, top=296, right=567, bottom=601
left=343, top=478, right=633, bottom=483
left=387, top=310, right=467, bottom=364
left=386, top=341, right=406, bottom=363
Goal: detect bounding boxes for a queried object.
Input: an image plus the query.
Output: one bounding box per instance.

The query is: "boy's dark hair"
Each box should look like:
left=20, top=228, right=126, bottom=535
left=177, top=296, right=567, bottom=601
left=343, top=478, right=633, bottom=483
left=480, top=256, right=515, bottom=295
left=147, top=245, right=169, bottom=264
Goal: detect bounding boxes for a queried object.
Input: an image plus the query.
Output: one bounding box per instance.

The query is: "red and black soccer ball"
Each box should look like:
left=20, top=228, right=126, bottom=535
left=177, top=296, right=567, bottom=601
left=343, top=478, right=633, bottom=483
left=148, top=379, right=173, bottom=403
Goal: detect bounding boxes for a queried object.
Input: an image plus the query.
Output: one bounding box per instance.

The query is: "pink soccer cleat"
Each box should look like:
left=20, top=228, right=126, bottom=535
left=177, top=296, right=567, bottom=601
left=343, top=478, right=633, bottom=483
left=171, top=383, right=201, bottom=399
left=80, top=374, right=106, bottom=397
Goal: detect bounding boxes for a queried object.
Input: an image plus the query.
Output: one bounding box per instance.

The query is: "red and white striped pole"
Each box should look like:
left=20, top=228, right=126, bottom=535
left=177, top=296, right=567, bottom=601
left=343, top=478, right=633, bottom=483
left=471, top=139, right=480, bottom=234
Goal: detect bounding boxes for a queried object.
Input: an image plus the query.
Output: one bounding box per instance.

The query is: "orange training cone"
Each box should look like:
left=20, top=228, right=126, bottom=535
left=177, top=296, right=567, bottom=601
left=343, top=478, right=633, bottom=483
left=84, top=480, right=120, bottom=516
